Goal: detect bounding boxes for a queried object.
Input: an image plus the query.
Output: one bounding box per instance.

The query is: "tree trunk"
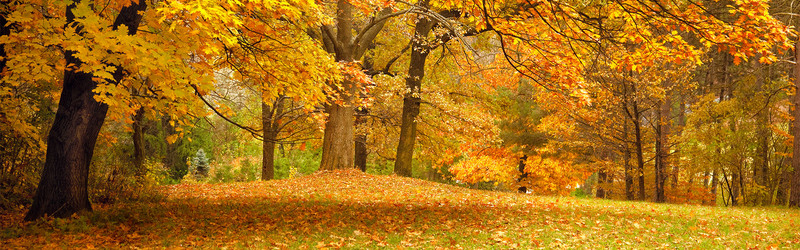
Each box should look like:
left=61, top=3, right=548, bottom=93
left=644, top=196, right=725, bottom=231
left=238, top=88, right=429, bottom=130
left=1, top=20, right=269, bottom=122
left=161, top=116, right=183, bottom=177
left=354, top=107, right=368, bottom=172
left=710, top=169, right=718, bottom=205
left=319, top=1, right=390, bottom=171
left=132, top=107, right=145, bottom=176
left=597, top=168, right=607, bottom=198
left=654, top=94, right=670, bottom=203
left=789, top=41, right=800, bottom=207
left=672, top=96, right=685, bottom=189
left=320, top=0, right=357, bottom=171
left=25, top=0, right=147, bottom=220
left=754, top=59, right=769, bottom=205
left=1, top=2, right=10, bottom=172
left=633, top=98, right=646, bottom=201
left=624, top=123, right=634, bottom=200
left=320, top=100, right=356, bottom=170
left=0, top=0, right=10, bottom=73
left=394, top=3, right=436, bottom=177
left=261, top=96, right=284, bottom=180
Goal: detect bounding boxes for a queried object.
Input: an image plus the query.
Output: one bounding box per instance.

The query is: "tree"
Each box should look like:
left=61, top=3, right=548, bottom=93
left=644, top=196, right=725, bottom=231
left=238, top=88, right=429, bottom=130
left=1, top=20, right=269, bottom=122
left=790, top=41, right=800, bottom=207
left=317, top=1, right=393, bottom=171
left=192, top=148, right=210, bottom=178
left=18, top=0, right=334, bottom=220
left=394, top=0, right=437, bottom=176
left=25, top=0, right=148, bottom=220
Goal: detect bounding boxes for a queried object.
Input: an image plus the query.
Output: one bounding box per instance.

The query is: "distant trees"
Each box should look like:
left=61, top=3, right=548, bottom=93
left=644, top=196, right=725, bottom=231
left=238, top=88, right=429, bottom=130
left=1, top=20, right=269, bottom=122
left=1, top=0, right=796, bottom=222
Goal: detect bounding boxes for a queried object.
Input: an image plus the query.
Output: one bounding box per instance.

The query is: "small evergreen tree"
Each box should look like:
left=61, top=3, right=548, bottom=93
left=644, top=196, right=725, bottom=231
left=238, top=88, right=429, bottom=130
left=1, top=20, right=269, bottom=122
left=192, top=148, right=210, bottom=179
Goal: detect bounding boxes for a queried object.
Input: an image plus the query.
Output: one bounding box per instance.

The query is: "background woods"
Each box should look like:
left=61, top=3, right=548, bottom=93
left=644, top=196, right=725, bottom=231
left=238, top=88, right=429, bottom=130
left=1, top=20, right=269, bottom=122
left=1, top=0, right=800, bottom=223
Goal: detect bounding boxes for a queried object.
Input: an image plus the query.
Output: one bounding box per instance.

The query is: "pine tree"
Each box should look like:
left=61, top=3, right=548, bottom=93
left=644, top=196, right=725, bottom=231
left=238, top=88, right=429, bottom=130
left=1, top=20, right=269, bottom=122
left=192, top=149, right=210, bottom=179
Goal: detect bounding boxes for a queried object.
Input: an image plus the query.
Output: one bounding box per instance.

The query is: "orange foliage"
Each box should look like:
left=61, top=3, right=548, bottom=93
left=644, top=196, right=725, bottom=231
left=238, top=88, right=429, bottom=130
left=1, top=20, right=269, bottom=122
left=516, top=155, right=590, bottom=195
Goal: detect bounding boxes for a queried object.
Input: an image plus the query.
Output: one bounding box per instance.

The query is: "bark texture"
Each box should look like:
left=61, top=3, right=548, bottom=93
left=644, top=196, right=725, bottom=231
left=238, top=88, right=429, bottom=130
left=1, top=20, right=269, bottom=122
left=25, top=0, right=147, bottom=220
left=395, top=2, right=435, bottom=177
left=261, top=97, right=284, bottom=180
left=320, top=101, right=356, bottom=170
left=319, top=1, right=390, bottom=170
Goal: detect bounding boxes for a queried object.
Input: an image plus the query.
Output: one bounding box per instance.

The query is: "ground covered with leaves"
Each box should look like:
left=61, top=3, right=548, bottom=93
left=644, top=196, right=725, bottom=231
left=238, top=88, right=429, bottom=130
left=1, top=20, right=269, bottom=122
left=2, top=169, right=800, bottom=248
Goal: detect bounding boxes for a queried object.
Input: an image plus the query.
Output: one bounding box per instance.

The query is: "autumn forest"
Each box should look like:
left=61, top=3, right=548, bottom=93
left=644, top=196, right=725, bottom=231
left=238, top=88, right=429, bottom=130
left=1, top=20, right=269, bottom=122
left=2, top=0, right=800, bottom=247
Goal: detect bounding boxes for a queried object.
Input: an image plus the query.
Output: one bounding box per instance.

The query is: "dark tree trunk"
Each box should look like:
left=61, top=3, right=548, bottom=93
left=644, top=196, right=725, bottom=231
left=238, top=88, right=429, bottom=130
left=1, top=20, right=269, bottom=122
left=0, top=1, right=10, bottom=173
left=132, top=107, right=145, bottom=176
left=597, top=168, right=607, bottom=199
left=790, top=41, right=800, bottom=207
left=261, top=97, right=284, bottom=180
left=622, top=96, right=634, bottom=200
left=517, top=155, right=528, bottom=193
left=632, top=98, right=646, bottom=201
left=654, top=121, right=664, bottom=203
left=654, top=94, right=670, bottom=203
left=0, top=0, right=10, bottom=73
left=25, top=0, right=147, bottom=220
left=354, top=107, right=368, bottom=172
left=395, top=3, right=435, bottom=177
left=624, top=144, right=634, bottom=200
left=733, top=169, right=742, bottom=205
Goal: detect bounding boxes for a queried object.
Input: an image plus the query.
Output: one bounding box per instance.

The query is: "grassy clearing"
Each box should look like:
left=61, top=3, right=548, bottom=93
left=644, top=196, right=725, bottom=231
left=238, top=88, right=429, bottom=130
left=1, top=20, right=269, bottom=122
left=2, top=169, right=799, bottom=248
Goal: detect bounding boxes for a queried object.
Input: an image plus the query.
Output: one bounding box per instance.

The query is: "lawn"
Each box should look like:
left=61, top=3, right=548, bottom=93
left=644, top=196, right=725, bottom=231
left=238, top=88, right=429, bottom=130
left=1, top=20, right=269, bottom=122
left=2, top=169, right=799, bottom=248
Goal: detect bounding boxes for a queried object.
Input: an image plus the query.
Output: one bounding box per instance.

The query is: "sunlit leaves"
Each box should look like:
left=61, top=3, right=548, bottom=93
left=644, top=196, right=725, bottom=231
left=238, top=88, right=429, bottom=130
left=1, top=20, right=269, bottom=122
left=3, top=170, right=800, bottom=248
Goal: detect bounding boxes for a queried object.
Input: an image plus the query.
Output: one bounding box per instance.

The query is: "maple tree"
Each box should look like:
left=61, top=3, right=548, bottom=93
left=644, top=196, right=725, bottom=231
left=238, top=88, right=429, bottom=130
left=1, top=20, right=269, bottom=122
left=1, top=0, right=335, bottom=220
left=0, top=0, right=798, bottom=227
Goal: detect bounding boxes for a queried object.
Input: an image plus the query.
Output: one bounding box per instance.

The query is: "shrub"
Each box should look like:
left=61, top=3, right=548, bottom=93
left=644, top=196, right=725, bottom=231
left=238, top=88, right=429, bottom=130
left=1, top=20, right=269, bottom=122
left=207, top=156, right=259, bottom=183
left=274, top=148, right=320, bottom=179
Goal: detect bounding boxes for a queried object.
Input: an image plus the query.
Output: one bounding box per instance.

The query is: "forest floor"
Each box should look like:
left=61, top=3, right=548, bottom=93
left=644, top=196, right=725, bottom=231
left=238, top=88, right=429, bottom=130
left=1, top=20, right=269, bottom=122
left=1, top=169, right=799, bottom=249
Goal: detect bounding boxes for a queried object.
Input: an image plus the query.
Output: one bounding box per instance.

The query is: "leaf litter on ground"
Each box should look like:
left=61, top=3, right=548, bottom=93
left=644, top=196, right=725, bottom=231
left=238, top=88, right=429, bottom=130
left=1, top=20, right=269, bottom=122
left=2, top=169, right=800, bottom=249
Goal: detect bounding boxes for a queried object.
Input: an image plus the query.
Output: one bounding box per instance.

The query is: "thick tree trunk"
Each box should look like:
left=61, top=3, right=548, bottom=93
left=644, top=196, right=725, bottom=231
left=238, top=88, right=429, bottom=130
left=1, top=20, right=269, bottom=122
left=789, top=41, right=800, bottom=207
left=320, top=0, right=357, bottom=171
left=395, top=4, right=435, bottom=177
left=319, top=1, right=390, bottom=171
left=320, top=100, right=356, bottom=170
left=25, top=0, right=147, bottom=220
left=132, top=107, right=145, bottom=176
left=354, top=107, right=368, bottom=172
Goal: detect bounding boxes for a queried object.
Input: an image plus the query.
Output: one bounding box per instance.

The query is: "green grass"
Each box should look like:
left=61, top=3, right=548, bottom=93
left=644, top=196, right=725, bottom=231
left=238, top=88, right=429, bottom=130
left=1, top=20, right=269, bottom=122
left=1, top=169, right=799, bottom=248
